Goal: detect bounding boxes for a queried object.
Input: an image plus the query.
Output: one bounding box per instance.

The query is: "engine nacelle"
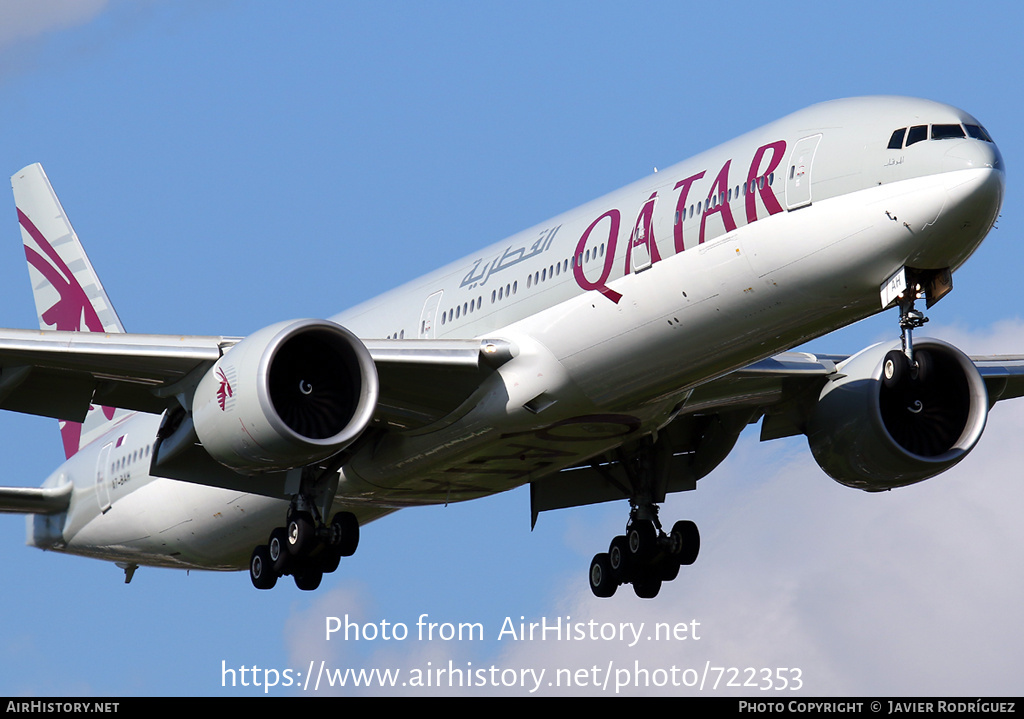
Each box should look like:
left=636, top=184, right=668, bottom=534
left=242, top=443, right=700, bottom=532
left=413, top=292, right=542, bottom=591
left=806, top=338, right=988, bottom=491
left=192, top=319, right=378, bottom=473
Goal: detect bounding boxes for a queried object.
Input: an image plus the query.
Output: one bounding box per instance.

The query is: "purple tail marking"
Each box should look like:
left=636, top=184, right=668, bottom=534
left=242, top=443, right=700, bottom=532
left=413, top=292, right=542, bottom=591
left=18, top=208, right=113, bottom=458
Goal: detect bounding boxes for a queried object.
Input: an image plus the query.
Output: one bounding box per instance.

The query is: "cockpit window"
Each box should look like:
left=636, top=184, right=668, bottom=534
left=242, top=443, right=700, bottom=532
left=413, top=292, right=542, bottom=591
left=888, top=128, right=907, bottom=149
left=931, top=124, right=966, bottom=140
left=906, top=125, right=928, bottom=146
left=965, top=124, right=994, bottom=143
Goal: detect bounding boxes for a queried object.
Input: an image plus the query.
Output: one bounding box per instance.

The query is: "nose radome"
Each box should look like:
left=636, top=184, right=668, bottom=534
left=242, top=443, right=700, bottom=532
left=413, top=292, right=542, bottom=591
left=944, top=138, right=1004, bottom=172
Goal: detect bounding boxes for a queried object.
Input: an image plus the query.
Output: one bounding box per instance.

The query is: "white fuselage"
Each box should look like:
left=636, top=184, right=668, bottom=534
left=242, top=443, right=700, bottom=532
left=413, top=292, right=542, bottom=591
left=29, top=97, right=1005, bottom=571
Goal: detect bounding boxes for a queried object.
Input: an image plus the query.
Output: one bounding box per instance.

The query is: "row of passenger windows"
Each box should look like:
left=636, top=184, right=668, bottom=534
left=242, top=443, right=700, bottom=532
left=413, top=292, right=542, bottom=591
left=109, top=443, right=153, bottom=473
left=887, top=122, right=993, bottom=150
left=438, top=242, right=610, bottom=327
left=675, top=173, right=776, bottom=225
left=403, top=171, right=780, bottom=336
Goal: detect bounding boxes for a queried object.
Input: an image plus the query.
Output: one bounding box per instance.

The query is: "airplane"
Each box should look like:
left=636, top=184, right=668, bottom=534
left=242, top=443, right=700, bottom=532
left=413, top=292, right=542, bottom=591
left=0, top=96, right=1016, bottom=599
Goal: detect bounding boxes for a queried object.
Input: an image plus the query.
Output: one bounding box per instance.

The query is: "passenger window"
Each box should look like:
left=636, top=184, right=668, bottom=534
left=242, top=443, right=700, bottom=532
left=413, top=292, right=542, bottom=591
left=906, top=125, right=928, bottom=146
left=888, top=128, right=906, bottom=149
left=931, top=124, right=965, bottom=140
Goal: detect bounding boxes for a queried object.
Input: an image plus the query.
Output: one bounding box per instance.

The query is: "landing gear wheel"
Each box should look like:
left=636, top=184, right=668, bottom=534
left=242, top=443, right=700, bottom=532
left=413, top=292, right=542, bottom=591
left=670, top=520, right=700, bottom=566
left=912, top=348, right=932, bottom=384
left=294, top=568, right=323, bottom=591
left=882, top=350, right=908, bottom=388
left=268, top=527, right=290, bottom=574
left=287, top=512, right=315, bottom=557
left=320, top=548, right=342, bottom=574
left=330, top=512, right=359, bottom=557
left=632, top=573, right=662, bottom=599
left=589, top=553, right=617, bottom=598
left=608, top=535, right=630, bottom=582
left=658, top=555, right=680, bottom=581
left=627, top=520, right=657, bottom=560
left=250, top=545, right=277, bottom=590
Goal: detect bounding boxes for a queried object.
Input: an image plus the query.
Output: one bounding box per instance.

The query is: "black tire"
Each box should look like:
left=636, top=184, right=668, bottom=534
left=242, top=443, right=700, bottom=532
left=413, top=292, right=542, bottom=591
left=627, top=520, right=657, bottom=560
left=658, top=555, right=680, bottom=582
left=632, top=574, right=662, bottom=599
left=250, top=545, right=277, bottom=590
left=882, top=350, right=908, bottom=388
left=331, top=512, right=359, bottom=557
left=589, top=553, right=616, bottom=598
left=294, top=568, right=323, bottom=591
left=670, top=520, right=700, bottom=566
left=320, top=546, right=342, bottom=574
left=287, top=512, right=315, bottom=557
left=269, top=527, right=290, bottom=574
left=608, top=535, right=630, bottom=582
left=912, top=349, right=932, bottom=384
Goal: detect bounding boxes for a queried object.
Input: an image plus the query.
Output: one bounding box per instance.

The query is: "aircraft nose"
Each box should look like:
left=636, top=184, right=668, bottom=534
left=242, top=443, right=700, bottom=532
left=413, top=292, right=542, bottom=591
left=942, top=138, right=1006, bottom=222
left=944, top=137, right=1004, bottom=174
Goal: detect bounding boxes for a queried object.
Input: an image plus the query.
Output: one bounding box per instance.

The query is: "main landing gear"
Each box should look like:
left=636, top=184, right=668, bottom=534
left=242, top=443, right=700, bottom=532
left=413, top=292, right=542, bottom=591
left=586, top=436, right=701, bottom=599
left=590, top=507, right=699, bottom=599
left=250, top=506, right=359, bottom=591
left=250, top=465, right=360, bottom=591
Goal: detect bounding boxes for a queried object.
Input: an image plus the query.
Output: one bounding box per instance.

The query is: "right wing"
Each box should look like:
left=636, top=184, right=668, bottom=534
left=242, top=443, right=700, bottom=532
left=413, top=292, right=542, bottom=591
left=530, top=345, right=1024, bottom=523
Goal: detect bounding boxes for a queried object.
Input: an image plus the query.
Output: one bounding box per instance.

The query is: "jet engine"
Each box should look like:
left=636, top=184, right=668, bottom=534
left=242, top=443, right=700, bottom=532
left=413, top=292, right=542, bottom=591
left=806, top=338, right=988, bottom=491
left=192, top=319, right=378, bottom=473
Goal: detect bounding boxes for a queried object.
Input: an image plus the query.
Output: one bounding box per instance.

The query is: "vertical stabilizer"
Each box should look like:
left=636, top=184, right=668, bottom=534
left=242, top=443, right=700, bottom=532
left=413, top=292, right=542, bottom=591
left=12, top=163, right=129, bottom=457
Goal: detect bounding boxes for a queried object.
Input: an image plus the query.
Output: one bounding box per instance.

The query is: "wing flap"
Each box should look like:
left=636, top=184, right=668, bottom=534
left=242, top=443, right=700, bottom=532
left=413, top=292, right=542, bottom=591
left=364, top=338, right=514, bottom=429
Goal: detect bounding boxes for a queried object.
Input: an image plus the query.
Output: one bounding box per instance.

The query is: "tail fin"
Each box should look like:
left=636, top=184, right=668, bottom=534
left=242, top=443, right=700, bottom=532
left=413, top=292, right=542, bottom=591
left=12, top=163, right=128, bottom=457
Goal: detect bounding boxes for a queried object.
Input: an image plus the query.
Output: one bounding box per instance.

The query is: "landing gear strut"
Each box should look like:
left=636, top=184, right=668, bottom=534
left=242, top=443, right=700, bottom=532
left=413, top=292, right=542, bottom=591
left=587, top=436, right=700, bottom=599
left=249, top=467, right=359, bottom=591
left=880, top=265, right=953, bottom=389
left=882, top=278, right=931, bottom=389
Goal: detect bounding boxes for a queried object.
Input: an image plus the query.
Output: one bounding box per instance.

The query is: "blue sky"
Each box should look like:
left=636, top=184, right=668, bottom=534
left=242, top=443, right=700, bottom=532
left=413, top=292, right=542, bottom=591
left=0, top=0, right=1023, bottom=697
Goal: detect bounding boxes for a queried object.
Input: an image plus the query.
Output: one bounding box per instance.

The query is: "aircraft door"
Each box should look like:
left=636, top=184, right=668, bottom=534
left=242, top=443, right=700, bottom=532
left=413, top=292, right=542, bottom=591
left=786, top=134, right=822, bottom=210
left=96, top=442, right=112, bottom=513
left=419, top=290, right=443, bottom=339
left=630, top=194, right=659, bottom=273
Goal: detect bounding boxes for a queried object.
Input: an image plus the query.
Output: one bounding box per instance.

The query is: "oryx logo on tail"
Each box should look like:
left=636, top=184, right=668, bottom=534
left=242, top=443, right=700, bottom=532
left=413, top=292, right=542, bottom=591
left=12, top=164, right=128, bottom=457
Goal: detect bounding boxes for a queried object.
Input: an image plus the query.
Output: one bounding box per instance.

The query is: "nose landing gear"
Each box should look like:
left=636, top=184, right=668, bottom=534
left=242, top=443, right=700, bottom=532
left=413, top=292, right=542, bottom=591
left=880, top=265, right=951, bottom=388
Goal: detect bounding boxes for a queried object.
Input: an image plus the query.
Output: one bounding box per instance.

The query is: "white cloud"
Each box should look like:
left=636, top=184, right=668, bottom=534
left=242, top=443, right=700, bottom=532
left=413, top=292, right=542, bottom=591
left=928, top=317, right=1024, bottom=356
left=0, top=0, right=109, bottom=50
